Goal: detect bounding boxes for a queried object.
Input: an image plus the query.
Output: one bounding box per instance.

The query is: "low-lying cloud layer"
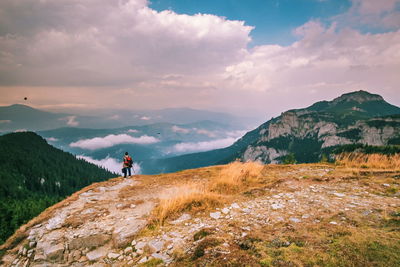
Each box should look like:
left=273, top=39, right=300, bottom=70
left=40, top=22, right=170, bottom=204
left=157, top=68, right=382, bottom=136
left=171, top=125, right=217, bottom=137
left=59, top=116, right=79, bottom=127
left=172, top=137, right=238, bottom=153
left=77, top=155, right=141, bottom=175
left=70, top=134, right=159, bottom=150
left=171, top=125, right=190, bottom=134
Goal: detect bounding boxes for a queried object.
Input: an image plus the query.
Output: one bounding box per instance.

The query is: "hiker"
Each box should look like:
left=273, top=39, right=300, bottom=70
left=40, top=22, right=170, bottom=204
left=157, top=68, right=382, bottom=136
left=122, top=152, right=133, bottom=178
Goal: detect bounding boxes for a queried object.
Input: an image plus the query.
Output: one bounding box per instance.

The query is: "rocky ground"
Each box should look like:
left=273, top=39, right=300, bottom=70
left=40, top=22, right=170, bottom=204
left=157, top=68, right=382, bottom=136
left=1, top=164, right=399, bottom=266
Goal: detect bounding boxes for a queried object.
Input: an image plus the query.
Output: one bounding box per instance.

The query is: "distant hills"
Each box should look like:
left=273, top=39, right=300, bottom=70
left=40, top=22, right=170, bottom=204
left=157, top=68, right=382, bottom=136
left=0, top=132, right=115, bottom=243
left=141, top=90, right=400, bottom=173
left=0, top=104, right=255, bottom=132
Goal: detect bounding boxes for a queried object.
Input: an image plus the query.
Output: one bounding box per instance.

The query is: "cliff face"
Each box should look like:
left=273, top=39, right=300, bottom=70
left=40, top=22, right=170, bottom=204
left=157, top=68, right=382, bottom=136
left=241, top=91, right=400, bottom=163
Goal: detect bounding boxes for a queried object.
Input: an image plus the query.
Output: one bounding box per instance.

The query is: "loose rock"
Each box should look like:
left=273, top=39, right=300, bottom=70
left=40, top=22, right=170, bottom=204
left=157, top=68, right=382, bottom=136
left=210, top=212, right=221, bottom=219
left=231, top=203, right=240, bottom=209
left=148, top=240, right=164, bottom=253
left=107, top=252, right=120, bottom=259
left=271, top=203, right=284, bottom=210
left=124, top=246, right=133, bottom=254
left=171, top=213, right=192, bottom=225
left=138, top=256, right=148, bottom=264
left=289, top=217, right=301, bottom=223
left=333, top=193, right=345, bottom=198
left=135, top=241, right=147, bottom=250
left=222, top=208, right=230, bottom=214
left=86, top=246, right=108, bottom=261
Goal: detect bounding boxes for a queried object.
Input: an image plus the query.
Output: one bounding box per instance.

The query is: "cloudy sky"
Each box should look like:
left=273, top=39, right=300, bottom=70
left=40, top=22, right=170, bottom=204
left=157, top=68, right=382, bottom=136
left=0, top=0, right=399, bottom=118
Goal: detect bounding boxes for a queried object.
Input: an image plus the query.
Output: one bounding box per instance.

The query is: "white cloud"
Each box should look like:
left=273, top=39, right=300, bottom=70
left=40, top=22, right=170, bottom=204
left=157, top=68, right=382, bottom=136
left=108, top=114, right=120, bottom=120
left=140, top=116, right=151, bottom=121
left=226, top=130, right=248, bottom=138
left=356, top=0, right=398, bottom=15
left=59, top=116, right=79, bottom=127
left=195, top=129, right=217, bottom=138
left=171, top=125, right=190, bottom=134
left=46, top=137, right=58, bottom=142
left=77, top=155, right=141, bottom=175
left=70, top=134, right=159, bottom=150
left=127, top=129, right=139, bottom=133
left=223, top=21, right=400, bottom=98
left=333, top=0, right=400, bottom=29
left=0, top=0, right=252, bottom=87
left=172, top=137, right=237, bottom=153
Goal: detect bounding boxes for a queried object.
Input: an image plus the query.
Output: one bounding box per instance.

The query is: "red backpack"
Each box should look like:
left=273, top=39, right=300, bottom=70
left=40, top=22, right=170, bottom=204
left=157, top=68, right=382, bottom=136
left=125, top=156, right=133, bottom=167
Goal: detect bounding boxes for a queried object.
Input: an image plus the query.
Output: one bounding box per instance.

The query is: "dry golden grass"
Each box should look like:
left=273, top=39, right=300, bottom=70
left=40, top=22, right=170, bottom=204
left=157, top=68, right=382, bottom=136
left=150, top=162, right=299, bottom=227
left=152, top=162, right=269, bottom=225
left=209, top=161, right=264, bottom=194
left=336, top=152, right=400, bottom=170
left=152, top=183, right=222, bottom=225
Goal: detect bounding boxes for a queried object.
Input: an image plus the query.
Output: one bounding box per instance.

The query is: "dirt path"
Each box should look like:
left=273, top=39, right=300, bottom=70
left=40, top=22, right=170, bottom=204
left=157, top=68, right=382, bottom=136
left=2, top=176, right=180, bottom=267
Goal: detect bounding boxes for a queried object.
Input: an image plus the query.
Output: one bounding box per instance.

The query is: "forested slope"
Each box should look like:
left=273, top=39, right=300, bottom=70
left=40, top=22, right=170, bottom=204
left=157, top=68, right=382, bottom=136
left=0, top=132, right=116, bottom=243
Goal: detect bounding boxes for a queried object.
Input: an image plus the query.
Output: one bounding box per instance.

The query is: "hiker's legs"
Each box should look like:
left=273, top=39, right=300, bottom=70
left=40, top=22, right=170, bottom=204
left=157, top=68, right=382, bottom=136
left=127, top=167, right=131, bottom=176
left=123, top=167, right=127, bottom=178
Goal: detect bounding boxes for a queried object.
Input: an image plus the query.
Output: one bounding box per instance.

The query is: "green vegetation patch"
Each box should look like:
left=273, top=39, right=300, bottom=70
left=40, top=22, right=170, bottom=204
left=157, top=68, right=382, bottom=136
left=193, top=228, right=214, bottom=241
left=330, top=144, right=400, bottom=155
left=366, top=119, right=400, bottom=128
left=336, top=128, right=362, bottom=140
left=229, top=220, right=400, bottom=267
left=260, top=136, right=324, bottom=163
left=192, top=237, right=221, bottom=259
left=0, top=132, right=116, bottom=244
left=388, top=136, right=400, bottom=145
left=139, top=258, right=163, bottom=266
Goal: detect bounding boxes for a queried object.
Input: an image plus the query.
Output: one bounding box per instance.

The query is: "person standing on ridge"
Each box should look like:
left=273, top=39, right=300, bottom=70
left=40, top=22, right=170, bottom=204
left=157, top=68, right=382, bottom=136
left=122, top=152, right=133, bottom=178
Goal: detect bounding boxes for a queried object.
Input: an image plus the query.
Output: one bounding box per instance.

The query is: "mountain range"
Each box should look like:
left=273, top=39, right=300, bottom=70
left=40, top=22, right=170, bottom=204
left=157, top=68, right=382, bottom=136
left=1, top=90, right=399, bottom=176
left=140, top=90, right=400, bottom=173
left=0, top=105, right=255, bottom=132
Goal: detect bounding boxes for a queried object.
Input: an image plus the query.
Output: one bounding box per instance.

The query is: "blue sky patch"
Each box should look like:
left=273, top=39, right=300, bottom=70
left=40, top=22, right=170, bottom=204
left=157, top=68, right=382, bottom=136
left=150, top=0, right=352, bottom=46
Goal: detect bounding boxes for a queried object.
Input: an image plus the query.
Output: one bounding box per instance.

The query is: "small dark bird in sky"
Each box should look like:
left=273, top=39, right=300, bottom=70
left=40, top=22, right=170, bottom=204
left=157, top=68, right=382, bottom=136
left=24, top=97, right=27, bottom=100
left=157, top=133, right=161, bottom=135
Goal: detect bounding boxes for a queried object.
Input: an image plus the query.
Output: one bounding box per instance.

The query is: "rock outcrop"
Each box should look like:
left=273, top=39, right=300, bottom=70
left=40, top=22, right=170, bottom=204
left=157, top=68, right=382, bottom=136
left=0, top=178, right=161, bottom=267
left=241, top=91, right=400, bottom=163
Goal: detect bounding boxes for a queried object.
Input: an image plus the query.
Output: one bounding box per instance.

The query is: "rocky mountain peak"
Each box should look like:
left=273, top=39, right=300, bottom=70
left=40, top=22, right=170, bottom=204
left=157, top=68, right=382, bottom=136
left=332, top=90, right=384, bottom=104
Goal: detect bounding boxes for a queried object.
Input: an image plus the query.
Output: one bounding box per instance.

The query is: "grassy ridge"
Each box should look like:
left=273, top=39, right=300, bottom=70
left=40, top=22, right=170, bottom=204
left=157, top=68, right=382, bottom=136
left=144, top=155, right=400, bottom=266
